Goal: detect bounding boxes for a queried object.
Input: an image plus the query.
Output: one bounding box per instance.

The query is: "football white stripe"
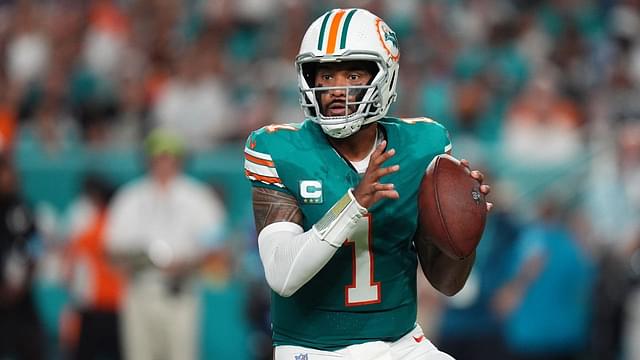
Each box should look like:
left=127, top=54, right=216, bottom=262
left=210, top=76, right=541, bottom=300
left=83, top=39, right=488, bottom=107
left=444, top=143, right=452, bottom=153
left=244, top=147, right=273, bottom=161
left=244, top=160, right=280, bottom=178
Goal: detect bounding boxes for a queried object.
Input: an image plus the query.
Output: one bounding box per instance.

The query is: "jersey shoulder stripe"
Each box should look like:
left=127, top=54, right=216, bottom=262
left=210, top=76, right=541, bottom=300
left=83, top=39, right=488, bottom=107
left=244, top=159, right=280, bottom=179
left=244, top=146, right=284, bottom=187
left=244, top=169, right=284, bottom=188
left=243, top=121, right=310, bottom=193
left=245, top=152, right=274, bottom=167
left=245, top=147, right=273, bottom=162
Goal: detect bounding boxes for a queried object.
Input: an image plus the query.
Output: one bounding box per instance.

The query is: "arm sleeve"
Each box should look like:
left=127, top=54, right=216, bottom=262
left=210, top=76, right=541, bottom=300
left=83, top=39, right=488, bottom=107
left=258, top=222, right=339, bottom=297
left=257, top=190, right=367, bottom=297
left=246, top=130, right=368, bottom=296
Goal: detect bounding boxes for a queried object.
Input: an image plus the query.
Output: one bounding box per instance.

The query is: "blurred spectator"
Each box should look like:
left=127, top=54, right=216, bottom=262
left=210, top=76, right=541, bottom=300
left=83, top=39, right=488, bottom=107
left=588, top=247, right=635, bottom=360
left=63, top=175, right=123, bottom=360
left=585, top=104, right=640, bottom=356
left=105, top=129, right=227, bottom=360
left=13, top=90, right=83, bottom=220
left=493, top=197, right=595, bottom=360
left=0, top=155, right=44, bottom=360
left=617, top=123, right=640, bottom=236
left=151, top=35, right=235, bottom=150
left=586, top=121, right=640, bottom=251
left=76, top=101, right=118, bottom=150
left=549, top=22, right=595, bottom=103
left=503, top=71, right=583, bottom=168
left=516, top=5, right=552, bottom=74
left=82, top=0, right=130, bottom=80
left=108, top=74, right=146, bottom=147
left=0, top=73, right=18, bottom=152
left=18, top=92, right=79, bottom=158
left=6, top=3, right=50, bottom=87
left=625, top=232, right=640, bottom=360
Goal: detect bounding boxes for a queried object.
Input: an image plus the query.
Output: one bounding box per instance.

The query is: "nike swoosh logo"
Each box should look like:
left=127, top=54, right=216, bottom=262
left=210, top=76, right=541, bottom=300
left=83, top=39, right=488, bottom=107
left=413, top=335, right=426, bottom=343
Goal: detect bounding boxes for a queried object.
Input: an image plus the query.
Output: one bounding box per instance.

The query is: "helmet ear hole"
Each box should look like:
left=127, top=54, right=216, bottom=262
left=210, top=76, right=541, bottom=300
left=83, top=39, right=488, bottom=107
left=362, top=62, right=379, bottom=84
left=305, top=93, right=317, bottom=117
left=302, top=63, right=317, bottom=86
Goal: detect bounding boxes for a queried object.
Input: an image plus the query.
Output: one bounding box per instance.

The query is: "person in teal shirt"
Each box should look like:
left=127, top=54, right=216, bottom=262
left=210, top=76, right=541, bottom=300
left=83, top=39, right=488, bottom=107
left=494, top=199, right=595, bottom=360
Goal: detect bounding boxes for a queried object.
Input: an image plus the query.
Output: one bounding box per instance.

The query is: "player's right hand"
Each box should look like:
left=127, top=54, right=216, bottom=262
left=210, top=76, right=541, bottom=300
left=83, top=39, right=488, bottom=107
left=352, top=140, right=400, bottom=209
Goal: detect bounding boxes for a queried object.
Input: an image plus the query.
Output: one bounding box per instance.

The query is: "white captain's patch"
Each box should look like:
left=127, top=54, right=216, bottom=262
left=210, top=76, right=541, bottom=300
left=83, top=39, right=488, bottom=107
left=299, top=180, right=323, bottom=204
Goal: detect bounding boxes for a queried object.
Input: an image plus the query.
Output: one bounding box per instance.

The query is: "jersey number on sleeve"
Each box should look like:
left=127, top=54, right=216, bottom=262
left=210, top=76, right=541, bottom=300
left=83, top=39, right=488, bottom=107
left=345, top=215, right=381, bottom=306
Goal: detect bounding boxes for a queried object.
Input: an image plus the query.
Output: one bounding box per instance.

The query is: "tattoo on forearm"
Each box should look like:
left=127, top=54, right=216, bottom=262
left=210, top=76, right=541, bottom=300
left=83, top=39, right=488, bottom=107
left=253, top=188, right=303, bottom=233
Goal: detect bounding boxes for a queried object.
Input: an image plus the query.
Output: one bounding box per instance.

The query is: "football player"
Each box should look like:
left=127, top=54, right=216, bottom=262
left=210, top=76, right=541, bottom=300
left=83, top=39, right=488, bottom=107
left=244, top=8, right=491, bottom=359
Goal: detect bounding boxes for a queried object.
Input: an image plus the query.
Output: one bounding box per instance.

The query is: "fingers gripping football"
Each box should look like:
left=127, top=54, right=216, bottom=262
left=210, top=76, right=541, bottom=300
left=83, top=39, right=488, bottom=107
left=353, top=140, right=400, bottom=209
left=460, top=159, right=493, bottom=212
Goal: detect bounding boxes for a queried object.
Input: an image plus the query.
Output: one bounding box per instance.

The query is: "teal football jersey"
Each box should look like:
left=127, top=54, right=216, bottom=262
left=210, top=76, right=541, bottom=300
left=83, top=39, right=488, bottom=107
left=244, top=117, right=451, bottom=350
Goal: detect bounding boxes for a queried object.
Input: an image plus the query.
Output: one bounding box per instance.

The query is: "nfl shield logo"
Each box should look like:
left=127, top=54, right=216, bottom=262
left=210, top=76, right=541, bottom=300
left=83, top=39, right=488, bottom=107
left=294, top=354, right=308, bottom=360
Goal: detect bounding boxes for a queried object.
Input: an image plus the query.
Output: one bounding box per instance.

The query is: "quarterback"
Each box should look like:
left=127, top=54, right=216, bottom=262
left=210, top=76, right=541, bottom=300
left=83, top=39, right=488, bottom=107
left=244, top=8, right=491, bottom=359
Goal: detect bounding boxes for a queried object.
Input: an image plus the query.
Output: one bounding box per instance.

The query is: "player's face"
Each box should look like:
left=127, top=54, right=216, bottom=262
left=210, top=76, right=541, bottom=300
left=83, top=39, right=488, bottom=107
left=314, top=63, right=373, bottom=117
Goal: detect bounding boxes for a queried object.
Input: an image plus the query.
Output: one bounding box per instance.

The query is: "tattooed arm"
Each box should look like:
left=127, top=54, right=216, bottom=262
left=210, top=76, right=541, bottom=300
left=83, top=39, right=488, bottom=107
left=252, top=187, right=303, bottom=233
left=253, top=187, right=366, bottom=297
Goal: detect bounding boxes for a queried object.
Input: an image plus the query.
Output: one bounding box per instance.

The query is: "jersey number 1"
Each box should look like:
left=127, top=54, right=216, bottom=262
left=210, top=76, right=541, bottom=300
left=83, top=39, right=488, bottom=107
left=345, top=215, right=381, bottom=306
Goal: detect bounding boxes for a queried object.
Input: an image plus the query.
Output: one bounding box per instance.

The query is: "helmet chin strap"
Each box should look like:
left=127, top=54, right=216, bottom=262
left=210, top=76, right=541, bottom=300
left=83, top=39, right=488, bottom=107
left=321, top=119, right=363, bottom=138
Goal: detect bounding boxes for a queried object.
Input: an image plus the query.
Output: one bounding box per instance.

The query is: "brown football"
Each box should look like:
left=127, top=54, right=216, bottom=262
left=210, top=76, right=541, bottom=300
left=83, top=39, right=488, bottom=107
left=417, top=154, right=487, bottom=259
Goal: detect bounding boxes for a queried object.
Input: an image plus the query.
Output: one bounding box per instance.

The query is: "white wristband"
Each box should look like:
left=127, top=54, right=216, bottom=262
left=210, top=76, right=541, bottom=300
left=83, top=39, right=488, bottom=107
left=312, top=189, right=368, bottom=248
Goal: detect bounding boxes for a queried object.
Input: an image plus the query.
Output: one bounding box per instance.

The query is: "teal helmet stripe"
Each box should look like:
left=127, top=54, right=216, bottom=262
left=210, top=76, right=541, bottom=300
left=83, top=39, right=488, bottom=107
left=339, top=9, right=358, bottom=49
left=317, top=11, right=333, bottom=51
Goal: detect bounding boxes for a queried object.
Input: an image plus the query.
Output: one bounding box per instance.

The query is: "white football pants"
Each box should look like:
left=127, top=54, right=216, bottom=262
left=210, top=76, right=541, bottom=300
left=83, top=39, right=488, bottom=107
left=274, top=324, right=455, bottom=360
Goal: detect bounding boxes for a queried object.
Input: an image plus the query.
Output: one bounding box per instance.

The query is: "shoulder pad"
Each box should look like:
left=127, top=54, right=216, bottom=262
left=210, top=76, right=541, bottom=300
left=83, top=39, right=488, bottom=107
left=243, top=123, right=303, bottom=191
left=394, top=117, right=452, bottom=153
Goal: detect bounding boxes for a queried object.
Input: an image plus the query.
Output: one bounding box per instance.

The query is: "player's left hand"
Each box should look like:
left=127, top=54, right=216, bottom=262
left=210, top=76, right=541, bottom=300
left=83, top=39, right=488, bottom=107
left=460, top=159, right=492, bottom=212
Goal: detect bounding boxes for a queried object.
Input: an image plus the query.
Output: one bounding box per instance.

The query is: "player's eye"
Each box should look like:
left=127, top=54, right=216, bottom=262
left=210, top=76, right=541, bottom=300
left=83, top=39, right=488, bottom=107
left=348, top=73, right=360, bottom=81
left=320, top=74, right=333, bottom=81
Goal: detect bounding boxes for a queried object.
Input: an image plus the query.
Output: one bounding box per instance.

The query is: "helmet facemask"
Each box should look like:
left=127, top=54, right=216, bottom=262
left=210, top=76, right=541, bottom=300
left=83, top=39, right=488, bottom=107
left=296, top=54, right=395, bottom=138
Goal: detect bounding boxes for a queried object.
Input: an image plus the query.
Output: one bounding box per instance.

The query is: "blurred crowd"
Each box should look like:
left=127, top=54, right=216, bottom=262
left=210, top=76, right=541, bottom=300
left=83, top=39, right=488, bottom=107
left=0, top=0, right=639, bottom=359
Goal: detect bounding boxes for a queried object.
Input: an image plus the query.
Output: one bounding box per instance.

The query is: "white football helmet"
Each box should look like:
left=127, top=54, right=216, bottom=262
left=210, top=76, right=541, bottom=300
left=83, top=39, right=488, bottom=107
left=296, top=8, right=400, bottom=138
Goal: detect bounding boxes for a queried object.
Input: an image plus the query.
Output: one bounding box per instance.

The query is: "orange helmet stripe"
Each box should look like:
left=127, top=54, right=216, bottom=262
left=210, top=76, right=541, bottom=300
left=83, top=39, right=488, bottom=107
left=326, top=9, right=346, bottom=54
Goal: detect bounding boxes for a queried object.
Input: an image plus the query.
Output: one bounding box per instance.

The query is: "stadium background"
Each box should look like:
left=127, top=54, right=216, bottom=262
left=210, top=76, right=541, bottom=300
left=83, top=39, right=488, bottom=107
left=0, top=0, right=639, bottom=359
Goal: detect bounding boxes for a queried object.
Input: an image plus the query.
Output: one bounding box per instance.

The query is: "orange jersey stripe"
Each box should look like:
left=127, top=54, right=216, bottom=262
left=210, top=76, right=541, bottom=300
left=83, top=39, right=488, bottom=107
left=245, top=169, right=282, bottom=184
left=326, top=10, right=346, bottom=54
left=245, top=153, right=275, bottom=167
